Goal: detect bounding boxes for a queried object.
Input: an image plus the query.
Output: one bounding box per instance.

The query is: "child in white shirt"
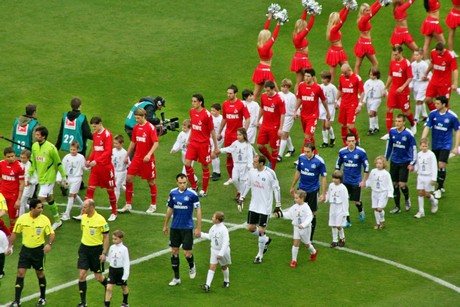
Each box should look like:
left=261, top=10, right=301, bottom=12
left=410, top=48, right=429, bottom=122
left=105, top=230, right=130, bottom=307
left=19, top=149, right=37, bottom=215
left=210, top=104, right=225, bottom=181
left=170, top=119, right=198, bottom=182
left=326, top=170, right=349, bottom=248
left=113, top=135, right=129, bottom=203
left=363, top=68, right=385, bottom=135
left=242, top=90, right=260, bottom=145
left=414, top=138, right=438, bottom=218
left=319, top=71, right=338, bottom=148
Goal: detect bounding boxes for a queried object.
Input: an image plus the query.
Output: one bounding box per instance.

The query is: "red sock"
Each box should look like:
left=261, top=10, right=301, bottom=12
left=427, top=101, right=435, bottom=111
left=0, top=219, right=11, bottom=236
left=125, top=181, right=134, bottom=205
left=185, top=165, right=197, bottom=189
left=302, top=138, right=312, bottom=153
left=271, top=149, right=279, bottom=170
left=226, top=155, right=233, bottom=178
left=350, top=127, right=359, bottom=142
left=85, top=187, right=95, bottom=200
left=406, top=112, right=415, bottom=126
left=149, top=184, right=157, bottom=205
left=341, top=127, right=348, bottom=146
left=107, top=189, right=117, bottom=214
left=202, top=168, right=210, bottom=192
left=259, top=146, right=271, bottom=161
left=386, top=112, right=394, bottom=132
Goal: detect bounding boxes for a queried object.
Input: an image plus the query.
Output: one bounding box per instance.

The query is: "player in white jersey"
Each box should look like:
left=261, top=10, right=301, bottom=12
left=170, top=120, right=198, bottom=183
left=59, top=141, right=86, bottom=221
left=112, top=135, right=129, bottom=203
left=326, top=170, right=349, bottom=248
left=363, top=68, right=385, bottom=136
left=18, top=150, right=37, bottom=215
left=318, top=71, right=338, bottom=148
left=277, top=79, right=297, bottom=160
left=210, top=103, right=224, bottom=181
left=105, top=230, right=130, bottom=307
left=239, top=155, right=281, bottom=264
left=218, top=128, right=256, bottom=206
left=366, top=156, right=394, bottom=229
left=242, top=89, right=260, bottom=145
left=414, top=138, right=438, bottom=218
left=200, top=211, right=231, bottom=292
left=410, top=49, right=429, bottom=122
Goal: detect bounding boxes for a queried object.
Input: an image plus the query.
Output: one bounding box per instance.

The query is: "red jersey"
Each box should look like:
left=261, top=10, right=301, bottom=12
left=260, top=92, right=286, bottom=129
left=389, top=58, right=413, bottom=93
left=338, top=73, right=364, bottom=108
left=427, top=0, right=440, bottom=12
left=132, top=122, right=158, bottom=161
left=190, top=108, right=214, bottom=144
left=0, top=160, right=24, bottom=195
left=357, top=1, right=381, bottom=32
left=89, top=128, right=113, bottom=165
left=222, top=99, right=250, bottom=138
left=393, top=0, right=414, bottom=20
left=453, top=0, right=460, bottom=5
left=296, top=82, right=326, bottom=119
left=293, top=11, right=314, bottom=49
left=329, top=7, right=349, bottom=41
left=430, top=49, right=458, bottom=85
left=258, top=19, right=280, bottom=60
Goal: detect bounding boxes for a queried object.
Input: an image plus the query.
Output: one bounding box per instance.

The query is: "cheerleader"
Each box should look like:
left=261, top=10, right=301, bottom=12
left=421, top=0, right=445, bottom=59
left=446, top=0, right=460, bottom=57
left=326, top=3, right=350, bottom=83
left=390, top=0, right=418, bottom=56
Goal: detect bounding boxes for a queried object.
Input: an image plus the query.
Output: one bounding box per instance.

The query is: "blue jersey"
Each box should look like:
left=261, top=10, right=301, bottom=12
left=425, top=109, right=460, bottom=150
left=167, top=188, right=200, bottom=230
left=335, top=146, right=369, bottom=186
left=385, top=127, right=417, bottom=165
left=297, top=154, right=327, bottom=193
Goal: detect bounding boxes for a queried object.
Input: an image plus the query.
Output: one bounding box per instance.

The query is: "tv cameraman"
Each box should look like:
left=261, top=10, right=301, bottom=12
left=124, top=96, right=166, bottom=138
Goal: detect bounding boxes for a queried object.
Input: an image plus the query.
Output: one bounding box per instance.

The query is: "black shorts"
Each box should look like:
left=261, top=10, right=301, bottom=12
left=107, top=267, right=128, bottom=286
left=169, top=228, right=193, bottom=250
left=247, top=211, right=269, bottom=227
left=344, top=183, right=361, bottom=202
left=433, top=149, right=449, bottom=164
left=77, top=244, right=104, bottom=273
left=299, top=189, right=318, bottom=213
left=390, top=162, right=410, bottom=183
left=18, top=245, right=44, bottom=271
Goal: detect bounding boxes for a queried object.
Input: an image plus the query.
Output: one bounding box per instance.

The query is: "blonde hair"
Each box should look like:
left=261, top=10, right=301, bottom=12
left=326, top=12, right=340, bottom=40
left=258, top=29, right=271, bottom=48
left=374, top=155, right=388, bottom=169
left=357, top=3, right=370, bottom=22
left=293, top=19, right=307, bottom=37
left=294, top=189, right=307, bottom=201
left=182, top=119, right=191, bottom=128
left=281, top=78, right=292, bottom=88
left=214, top=211, right=225, bottom=222
left=420, top=138, right=429, bottom=146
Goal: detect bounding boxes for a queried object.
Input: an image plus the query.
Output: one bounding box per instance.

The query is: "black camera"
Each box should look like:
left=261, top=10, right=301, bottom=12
left=156, top=112, right=179, bottom=136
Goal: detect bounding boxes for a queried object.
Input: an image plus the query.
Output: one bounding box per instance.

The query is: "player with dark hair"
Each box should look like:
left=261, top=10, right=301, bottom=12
left=11, top=104, right=39, bottom=157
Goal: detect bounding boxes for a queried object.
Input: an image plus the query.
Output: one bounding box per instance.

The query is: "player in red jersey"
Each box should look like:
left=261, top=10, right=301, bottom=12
left=446, top=0, right=460, bottom=56
left=383, top=45, right=416, bottom=138
left=0, top=147, right=24, bottom=231
left=257, top=81, right=286, bottom=170
left=118, top=108, right=159, bottom=216
left=326, top=3, right=350, bottom=84
left=218, top=85, right=250, bottom=185
left=295, top=69, right=330, bottom=151
left=423, top=42, right=459, bottom=110
left=421, top=0, right=445, bottom=60
left=336, top=64, right=364, bottom=146
left=185, top=94, right=219, bottom=197
left=391, top=0, right=418, bottom=57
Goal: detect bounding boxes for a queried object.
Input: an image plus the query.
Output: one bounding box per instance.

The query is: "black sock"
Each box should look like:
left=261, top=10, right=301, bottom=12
left=171, top=255, right=180, bottom=279
left=346, top=216, right=351, bottom=223
left=394, top=185, right=401, bottom=208
left=100, top=277, right=107, bottom=288
left=38, top=276, right=46, bottom=299
left=123, top=293, right=129, bottom=304
left=401, top=186, right=409, bottom=201
left=356, top=201, right=363, bottom=212
left=15, top=277, right=24, bottom=302
left=438, top=168, right=446, bottom=189
left=186, top=254, right=195, bottom=269
left=48, top=199, right=55, bottom=206
left=79, top=281, right=87, bottom=303
left=310, top=216, right=317, bottom=241
left=0, top=253, right=5, bottom=274
left=104, top=301, right=110, bottom=307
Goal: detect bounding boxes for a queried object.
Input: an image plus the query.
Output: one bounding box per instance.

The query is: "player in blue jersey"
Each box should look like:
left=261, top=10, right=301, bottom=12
left=163, top=173, right=202, bottom=286
left=335, top=133, right=369, bottom=226
left=421, top=96, right=460, bottom=199
left=385, top=114, right=417, bottom=214
left=290, top=142, right=327, bottom=241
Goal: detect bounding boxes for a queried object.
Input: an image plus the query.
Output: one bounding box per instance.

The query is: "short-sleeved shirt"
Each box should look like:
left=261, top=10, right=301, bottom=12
left=260, top=92, right=286, bottom=129
left=336, top=146, right=369, bottom=186
left=131, top=122, right=158, bottom=161
left=296, top=82, right=326, bottom=119
left=385, top=127, right=417, bottom=165
left=167, top=188, right=200, bottom=230
left=0, top=160, right=24, bottom=195
left=297, top=154, right=327, bottom=193
left=29, top=140, right=66, bottom=185
left=430, top=49, right=458, bottom=86
left=222, top=99, right=250, bottom=138
left=389, top=58, right=412, bottom=94
left=89, top=128, right=113, bottom=166
left=339, top=73, right=364, bottom=109
left=425, top=109, right=460, bottom=150
left=190, top=108, right=214, bottom=145
left=14, top=213, right=54, bottom=248
left=80, top=212, right=110, bottom=246
left=0, top=193, right=8, bottom=211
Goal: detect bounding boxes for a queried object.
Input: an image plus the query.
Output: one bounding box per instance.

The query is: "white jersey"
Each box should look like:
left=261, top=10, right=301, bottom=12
left=411, top=60, right=429, bottom=84
left=320, top=83, right=338, bottom=105
left=241, top=166, right=281, bottom=215
left=62, top=153, right=86, bottom=179
left=107, top=242, right=130, bottom=280
left=282, top=203, right=313, bottom=228
left=212, top=114, right=224, bottom=147
left=278, top=91, right=297, bottom=117
left=366, top=168, right=394, bottom=196
left=243, top=101, right=261, bottom=128
left=21, top=160, right=38, bottom=185
left=326, top=182, right=349, bottom=209
left=220, top=140, right=255, bottom=167
left=0, top=230, right=7, bottom=254
left=201, top=222, right=230, bottom=256
left=172, top=130, right=190, bottom=155
left=415, top=150, right=437, bottom=180
left=363, top=79, right=385, bottom=103
left=112, top=148, right=129, bottom=173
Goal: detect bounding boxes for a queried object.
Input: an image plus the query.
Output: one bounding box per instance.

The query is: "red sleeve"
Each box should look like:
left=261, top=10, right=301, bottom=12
left=207, top=112, right=214, bottom=134
left=150, top=125, right=158, bottom=143
left=371, top=1, right=382, bottom=15
left=399, top=0, right=414, bottom=12
left=262, top=24, right=280, bottom=52
left=301, top=10, right=307, bottom=21
left=338, top=77, right=343, bottom=91
left=406, top=60, right=413, bottom=79
left=358, top=78, right=364, bottom=94
left=339, top=7, right=349, bottom=21
left=278, top=97, right=286, bottom=115
left=96, top=131, right=112, bottom=164
left=243, top=105, right=250, bottom=119
left=264, top=19, right=271, bottom=30
left=331, top=9, right=348, bottom=34
left=452, top=56, right=458, bottom=70
left=318, top=86, right=327, bottom=102
left=272, top=24, right=280, bottom=41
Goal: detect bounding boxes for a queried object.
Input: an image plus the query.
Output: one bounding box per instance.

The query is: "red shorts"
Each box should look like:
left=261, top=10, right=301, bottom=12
left=88, top=163, right=116, bottom=189
left=224, top=135, right=237, bottom=147
left=446, top=8, right=460, bottom=29
left=387, top=90, right=411, bottom=111
left=290, top=51, right=312, bottom=72
left=426, top=82, right=452, bottom=100
left=354, top=37, right=375, bottom=57
left=390, top=28, right=415, bottom=45
left=257, top=127, right=280, bottom=149
left=300, top=116, right=317, bottom=136
left=5, top=195, right=19, bottom=219
left=252, top=63, right=275, bottom=85
left=185, top=142, right=212, bottom=165
left=128, top=157, right=157, bottom=180
left=326, top=46, right=348, bottom=66
left=421, top=16, right=443, bottom=35
left=338, top=106, right=357, bottom=125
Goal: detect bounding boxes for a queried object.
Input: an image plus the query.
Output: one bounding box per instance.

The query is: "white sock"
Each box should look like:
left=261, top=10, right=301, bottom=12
left=339, top=228, right=345, bottom=240
left=292, top=246, right=299, bottom=261
left=328, top=127, right=335, bottom=139
left=65, top=197, right=74, bottom=216
left=429, top=195, right=436, bottom=204
left=286, top=136, right=294, bottom=151
left=332, top=227, right=338, bottom=242
left=374, top=210, right=381, bottom=224
left=222, top=267, right=229, bottom=283
left=369, top=117, right=374, bottom=130
left=418, top=196, right=425, bottom=213
left=233, top=180, right=240, bottom=195
left=212, top=157, right=221, bottom=175
left=279, top=139, right=287, bottom=157
left=258, top=234, right=267, bottom=258
left=415, top=104, right=421, bottom=120
left=75, top=195, right=83, bottom=205
left=308, top=244, right=316, bottom=254
left=251, top=228, right=259, bottom=237
left=422, top=104, right=428, bottom=117
left=380, top=210, right=385, bottom=222
left=322, top=130, right=328, bottom=143
left=115, top=188, right=120, bottom=202
left=205, top=269, right=215, bottom=287
left=374, top=116, right=379, bottom=129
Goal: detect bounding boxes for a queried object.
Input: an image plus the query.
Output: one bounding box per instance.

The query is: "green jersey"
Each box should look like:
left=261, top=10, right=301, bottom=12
left=29, top=140, right=66, bottom=184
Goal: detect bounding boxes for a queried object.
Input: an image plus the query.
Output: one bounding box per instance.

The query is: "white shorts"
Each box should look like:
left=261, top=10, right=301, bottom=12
left=328, top=203, right=347, bottom=227
left=293, top=226, right=311, bottom=245
left=38, top=183, right=55, bottom=198
left=232, top=163, right=249, bottom=183
left=366, top=99, right=382, bottom=113
left=247, top=126, right=257, bottom=144
left=412, top=82, right=428, bottom=101
left=115, top=171, right=127, bottom=192
left=68, top=177, right=83, bottom=194
left=23, top=184, right=36, bottom=198
left=282, top=116, right=295, bottom=133
left=210, top=248, right=232, bottom=266
left=371, top=191, right=389, bottom=209
left=417, top=175, right=435, bottom=192
left=319, top=103, right=335, bottom=121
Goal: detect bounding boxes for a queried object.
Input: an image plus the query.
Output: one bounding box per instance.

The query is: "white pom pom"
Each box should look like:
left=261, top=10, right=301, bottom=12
left=379, top=0, right=392, bottom=6
left=267, top=3, right=281, bottom=16
left=302, top=0, right=322, bottom=15
left=343, top=0, right=358, bottom=11
left=274, top=8, right=289, bottom=25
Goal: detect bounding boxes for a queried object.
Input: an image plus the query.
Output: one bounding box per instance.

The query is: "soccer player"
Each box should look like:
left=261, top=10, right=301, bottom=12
left=336, top=64, right=364, bottom=146
left=239, top=155, right=281, bottom=264
left=335, top=133, right=370, bottom=226
left=326, top=170, right=349, bottom=247
left=200, top=211, right=231, bottom=292
left=257, top=80, right=286, bottom=170
left=77, top=199, right=110, bottom=307
left=12, top=104, right=39, bottom=157
left=290, top=142, right=327, bottom=241
left=385, top=114, right=417, bottom=214
left=124, top=96, right=165, bottom=139
left=118, top=108, right=159, bottom=214
left=80, top=117, right=117, bottom=221
left=278, top=78, right=297, bottom=160
left=55, top=97, right=93, bottom=156
left=0, top=147, right=24, bottom=231
left=295, top=69, right=329, bottom=150
left=319, top=71, right=338, bottom=148
left=112, top=135, right=129, bottom=203
left=446, top=0, right=460, bottom=57
left=6, top=199, right=55, bottom=307
left=242, top=90, right=260, bottom=146
left=383, top=45, right=416, bottom=140
left=218, top=85, right=250, bottom=185
left=163, top=173, right=202, bottom=286
left=104, top=230, right=130, bottom=307
left=184, top=94, right=219, bottom=197
left=363, top=68, right=385, bottom=136
left=421, top=96, right=460, bottom=199
left=28, top=126, right=66, bottom=230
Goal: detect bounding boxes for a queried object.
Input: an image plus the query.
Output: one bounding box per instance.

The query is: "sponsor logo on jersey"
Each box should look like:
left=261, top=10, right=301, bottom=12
left=65, top=118, right=76, bottom=130
left=16, top=124, right=29, bottom=136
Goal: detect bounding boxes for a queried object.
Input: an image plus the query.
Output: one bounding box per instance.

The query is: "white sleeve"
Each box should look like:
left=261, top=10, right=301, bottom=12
left=341, top=186, right=349, bottom=216
left=122, top=246, right=130, bottom=281
left=386, top=171, right=394, bottom=198
left=200, top=232, right=210, bottom=240
left=218, top=228, right=230, bottom=257
left=281, top=205, right=294, bottom=220
left=171, top=134, right=183, bottom=152
left=430, top=152, right=438, bottom=182
left=300, top=208, right=313, bottom=228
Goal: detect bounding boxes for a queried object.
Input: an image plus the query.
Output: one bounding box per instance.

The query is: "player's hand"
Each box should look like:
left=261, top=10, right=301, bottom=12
left=298, top=224, right=304, bottom=229
left=407, top=164, right=414, bottom=172
left=14, top=199, right=20, bottom=209
left=452, top=83, right=458, bottom=91
left=163, top=226, right=168, bottom=235
left=217, top=134, right=222, bottom=141
left=124, top=156, right=130, bottom=164
left=396, top=86, right=403, bottom=93
left=355, top=105, right=362, bottom=114
left=431, top=180, right=436, bottom=186
left=217, top=255, right=222, bottom=260
left=43, top=244, right=52, bottom=254
left=143, top=154, right=151, bottom=162
left=99, top=254, right=106, bottom=262
left=326, top=113, right=331, bottom=121
left=194, top=228, right=201, bottom=238
left=273, top=206, right=283, bottom=218
left=278, top=129, right=283, bottom=137
left=318, top=194, right=326, bottom=202
left=89, top=161, right=96, bottom=167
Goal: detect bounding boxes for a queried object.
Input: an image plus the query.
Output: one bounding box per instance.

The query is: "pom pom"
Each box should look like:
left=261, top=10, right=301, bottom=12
left=267, top=3, right=281, bottom=16
left=379, top=0, right=392, bottom=6
left=302, top=0, right=322, bottom=15
left=274, top=8, right=289, bottom=25
left=343, top=0, right=358, bottom=11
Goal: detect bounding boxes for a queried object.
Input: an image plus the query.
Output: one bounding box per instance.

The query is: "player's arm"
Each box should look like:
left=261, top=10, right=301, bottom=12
left=300, top=210, right=313, bottom=229
left=319, top=175, right=327, bottom=202
left=163, top=206, right=173, bottom=235
left=53, top=148, right=67, bottom=179
left=290, top=170, right=300, bottom=196
left=194, top=206, right=202, bottom=238
left=294, top=98, right=302, bottom=118
left=421, top=125, right=430, bottom=139
left=278, top=114, right=285, bottom=137
left=200, top=232, right=210, bottom=240
left=210, top=130, right=219, bottom=154
left=452, top=68, right=458, bottom=90
left=423, top=62, right=433, bottom=80
left=361, top=158, right=370, bottom=188
left=384, top=75, right=392, bottom=91
left=15, top=179, right=25, bottom=209
left=218, top=229, right=230, bottom=257
left=454, top=129, right=460, bottom=155
left=144, top=141, right=159, bottom=162
left=125, top=140, right=136, bottom=164
left=100, top=231, right=109, bottom=262
left=44, top=232, right=55, bottom=253
left=218, top=118, right=227, bottom=139
left=6, top=232, right=17, bottom=256
left=256, top=105, right=264, bottom=127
